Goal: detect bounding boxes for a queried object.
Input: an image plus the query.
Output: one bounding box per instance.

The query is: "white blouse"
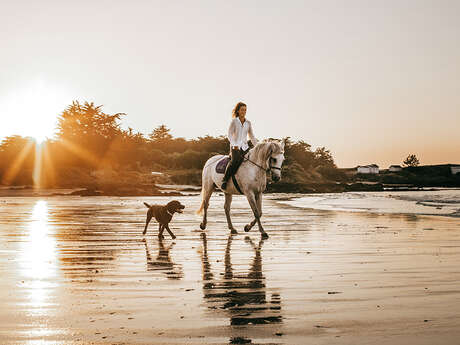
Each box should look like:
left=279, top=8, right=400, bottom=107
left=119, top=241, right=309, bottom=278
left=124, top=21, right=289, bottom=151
left=227, top=117, right=258, bottom=151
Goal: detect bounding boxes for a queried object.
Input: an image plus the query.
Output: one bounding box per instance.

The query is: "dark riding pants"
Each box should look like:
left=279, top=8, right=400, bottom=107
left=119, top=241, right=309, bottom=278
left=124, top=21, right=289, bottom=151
left=222, top=148, right=244, bottom=183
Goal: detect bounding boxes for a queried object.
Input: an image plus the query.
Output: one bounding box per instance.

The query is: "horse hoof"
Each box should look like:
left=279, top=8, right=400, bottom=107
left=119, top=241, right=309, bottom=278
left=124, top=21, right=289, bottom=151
left=200, top=223, right=206, bottom=230
left=261, top=232, right=269, bottom=239
left=244, top=225, right=251, bottom=232
left=231, top=229, right=238, bottom=235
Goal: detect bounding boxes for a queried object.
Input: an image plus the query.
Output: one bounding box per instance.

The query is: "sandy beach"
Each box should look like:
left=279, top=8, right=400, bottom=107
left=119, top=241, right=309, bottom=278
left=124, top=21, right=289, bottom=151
left=1, top=193, right=460, bottom=345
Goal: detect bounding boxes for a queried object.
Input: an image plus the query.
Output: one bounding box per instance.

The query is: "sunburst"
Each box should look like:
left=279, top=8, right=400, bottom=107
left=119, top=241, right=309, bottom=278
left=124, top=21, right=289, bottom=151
left=1, top=80, right=69, bottom=143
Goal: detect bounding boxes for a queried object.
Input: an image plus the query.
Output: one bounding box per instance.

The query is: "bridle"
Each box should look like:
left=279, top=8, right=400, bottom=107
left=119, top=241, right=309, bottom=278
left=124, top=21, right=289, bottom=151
left=244, top=151, right=283, bottom=174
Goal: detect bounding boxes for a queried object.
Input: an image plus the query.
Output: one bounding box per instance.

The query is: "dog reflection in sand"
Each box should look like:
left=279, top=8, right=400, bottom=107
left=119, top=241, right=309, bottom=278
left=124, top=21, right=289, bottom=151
left=143, top=238, right=183, bottom=280
left=142, top=200, right=185, bottom=239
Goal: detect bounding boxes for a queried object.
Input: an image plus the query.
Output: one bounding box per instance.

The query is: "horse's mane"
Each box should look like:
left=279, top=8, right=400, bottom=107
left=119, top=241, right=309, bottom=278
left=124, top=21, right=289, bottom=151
left=250, top=139, right=283, bottom=166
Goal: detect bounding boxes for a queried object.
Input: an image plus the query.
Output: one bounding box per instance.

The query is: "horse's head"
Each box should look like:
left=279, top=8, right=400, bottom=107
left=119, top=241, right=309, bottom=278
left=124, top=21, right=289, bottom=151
left=249, top=139, right=286, bottom=182
left=266, top=139, right=285, bottom=182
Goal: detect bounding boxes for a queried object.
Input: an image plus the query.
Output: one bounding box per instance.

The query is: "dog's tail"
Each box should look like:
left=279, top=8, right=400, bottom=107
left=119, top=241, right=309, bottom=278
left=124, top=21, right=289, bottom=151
left=144, top=202, right=151, bottom=208
left=196, top=188, right=204, bottom=215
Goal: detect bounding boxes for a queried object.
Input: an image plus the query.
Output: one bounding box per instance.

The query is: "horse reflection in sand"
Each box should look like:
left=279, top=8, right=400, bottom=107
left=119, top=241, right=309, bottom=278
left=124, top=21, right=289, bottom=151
left=198, top=140, right=285, bottom=238
left=143, top=238, right=183, bottom=280
left=199, top=233, right=282, bottom=331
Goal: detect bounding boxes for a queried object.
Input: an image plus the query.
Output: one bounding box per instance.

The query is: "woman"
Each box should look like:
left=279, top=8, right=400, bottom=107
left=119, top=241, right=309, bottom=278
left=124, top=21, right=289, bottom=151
left=221, top=102, right=258, bottom=190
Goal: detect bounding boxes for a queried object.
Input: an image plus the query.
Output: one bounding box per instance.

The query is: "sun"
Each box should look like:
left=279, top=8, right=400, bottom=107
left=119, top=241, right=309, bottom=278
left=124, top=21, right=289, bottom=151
left=0, top=80, right=70, bottom=143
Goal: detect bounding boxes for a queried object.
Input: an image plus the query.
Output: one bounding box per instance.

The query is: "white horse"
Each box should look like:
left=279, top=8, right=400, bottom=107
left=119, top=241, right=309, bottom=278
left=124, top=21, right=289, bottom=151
left=196, top=140, right=285, bottom=239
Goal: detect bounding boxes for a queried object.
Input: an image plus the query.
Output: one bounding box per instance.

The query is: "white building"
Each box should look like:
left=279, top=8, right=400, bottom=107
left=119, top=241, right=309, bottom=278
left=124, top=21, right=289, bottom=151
left=389, top=165, right=402, bottom=172
left=357, top=164, right=379, bottom=174
left=451, top=165, right=460, bottom=175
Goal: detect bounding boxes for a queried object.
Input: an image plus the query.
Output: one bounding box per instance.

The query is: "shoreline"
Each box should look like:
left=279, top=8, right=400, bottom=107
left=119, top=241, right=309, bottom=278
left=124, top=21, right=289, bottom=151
left=1, top=184, right=460, bottom=198
left=274, top=190, right=460, bottom=219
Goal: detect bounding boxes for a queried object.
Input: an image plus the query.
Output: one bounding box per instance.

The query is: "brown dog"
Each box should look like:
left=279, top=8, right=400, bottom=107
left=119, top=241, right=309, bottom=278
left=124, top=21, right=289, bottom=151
left=143, top=200, right=185, bottom=239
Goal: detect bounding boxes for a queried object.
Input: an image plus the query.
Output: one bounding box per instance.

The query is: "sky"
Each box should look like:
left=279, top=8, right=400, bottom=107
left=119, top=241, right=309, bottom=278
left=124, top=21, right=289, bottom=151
left=1, top=0, right=459, bottom=168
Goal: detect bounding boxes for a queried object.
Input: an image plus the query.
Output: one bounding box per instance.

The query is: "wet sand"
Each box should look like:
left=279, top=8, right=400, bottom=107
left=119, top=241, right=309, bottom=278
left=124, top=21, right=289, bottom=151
left=1, top=194, right=460, bottom=345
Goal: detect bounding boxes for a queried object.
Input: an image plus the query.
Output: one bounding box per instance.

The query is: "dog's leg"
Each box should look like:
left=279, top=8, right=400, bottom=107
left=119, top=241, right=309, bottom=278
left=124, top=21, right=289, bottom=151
left=158, top=224, right=165, bottom=239
left=143, top=209, right=153, bottom=235
left=164, top=224, right=176, bottom=239
left=143, top=238, right=153, bottom=266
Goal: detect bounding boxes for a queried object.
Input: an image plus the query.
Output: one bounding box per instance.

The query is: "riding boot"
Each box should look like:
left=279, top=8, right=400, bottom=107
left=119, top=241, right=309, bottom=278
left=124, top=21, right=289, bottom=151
left=221, top=165, right=233, bottom=190
left=222, top=148, right=242, bottom=190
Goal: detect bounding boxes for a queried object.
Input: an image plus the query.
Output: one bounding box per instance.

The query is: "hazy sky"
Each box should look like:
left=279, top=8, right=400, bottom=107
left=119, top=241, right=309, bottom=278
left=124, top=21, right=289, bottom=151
left=1, top=0, right=459, bottom=167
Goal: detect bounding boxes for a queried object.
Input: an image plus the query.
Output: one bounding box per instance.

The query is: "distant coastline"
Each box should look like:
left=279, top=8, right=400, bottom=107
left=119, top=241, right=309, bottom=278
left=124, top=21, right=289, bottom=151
left=1, top=162, right=459, bottom=197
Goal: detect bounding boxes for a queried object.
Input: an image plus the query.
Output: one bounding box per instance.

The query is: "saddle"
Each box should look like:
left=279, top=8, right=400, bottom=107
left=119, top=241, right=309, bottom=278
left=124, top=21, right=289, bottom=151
left=215, top=147, right=249, bottom=174
left=216, top=156, right=230, bottom=174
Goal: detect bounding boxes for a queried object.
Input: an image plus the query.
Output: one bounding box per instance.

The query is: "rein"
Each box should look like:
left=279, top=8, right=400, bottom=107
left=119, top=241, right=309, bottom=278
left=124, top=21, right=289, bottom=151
left=244, top=152, right=281, bottom=173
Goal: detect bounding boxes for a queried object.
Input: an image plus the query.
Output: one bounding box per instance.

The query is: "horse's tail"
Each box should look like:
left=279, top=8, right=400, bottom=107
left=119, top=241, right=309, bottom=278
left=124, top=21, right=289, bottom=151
left=196, top=187, right=205, bottom=215
left=144, top=202, right=151, bottom=208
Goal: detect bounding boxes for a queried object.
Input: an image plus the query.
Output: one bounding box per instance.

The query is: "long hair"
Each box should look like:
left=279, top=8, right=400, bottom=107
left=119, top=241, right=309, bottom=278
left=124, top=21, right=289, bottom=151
left=232, top=102, right=247, bottom=118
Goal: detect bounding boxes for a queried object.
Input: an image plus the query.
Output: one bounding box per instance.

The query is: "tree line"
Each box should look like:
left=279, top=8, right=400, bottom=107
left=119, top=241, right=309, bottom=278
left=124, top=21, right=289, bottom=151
left=0, top=101, right=338, bottom=187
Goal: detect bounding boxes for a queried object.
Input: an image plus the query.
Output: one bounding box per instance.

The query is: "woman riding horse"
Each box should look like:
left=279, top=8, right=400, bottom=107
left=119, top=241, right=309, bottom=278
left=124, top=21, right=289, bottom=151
left=197, top=110, right=285, bottom=238
left=221, top=102, right=258, bottom=190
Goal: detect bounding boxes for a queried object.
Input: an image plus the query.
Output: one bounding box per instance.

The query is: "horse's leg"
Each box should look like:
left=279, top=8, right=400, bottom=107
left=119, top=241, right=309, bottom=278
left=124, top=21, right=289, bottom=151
left=224, top=192, right=238, bottom=234
left=245, top=191, right=268, bottom=239
left=200, top=232, right=214, bottom=282
left=224, top=234, right=234, bottom=279
left=244, top=235, right=264, bottom=279
left=255, top=192, right=268, bottom=238
left=244, top=192, right=261, bottom=233
left=200, top=181, right=215, bottom=230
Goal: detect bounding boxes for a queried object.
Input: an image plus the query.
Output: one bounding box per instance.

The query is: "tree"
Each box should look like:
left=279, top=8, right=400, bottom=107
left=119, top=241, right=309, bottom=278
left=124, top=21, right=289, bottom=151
left=313, top=147, right=335, bottom=168
left=191, top=135, right=228, bottom=155
left=56, top=101, right=125, bottom=166
left=105, top=128, right=149, bottom=169
left=148, top=125, right=174, bottom=153
left=0, top=136, right=36, bottom=184
left=284, top=138, right=315, bottom=171
left=57, top=101, right=124, bottom=142
left=148, top=125, right=173, bottom=142
left=403, top=154, right=420, bottom=167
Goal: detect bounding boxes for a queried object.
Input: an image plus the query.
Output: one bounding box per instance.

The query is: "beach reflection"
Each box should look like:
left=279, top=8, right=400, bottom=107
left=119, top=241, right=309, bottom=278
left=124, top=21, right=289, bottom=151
left=144, top=237, right=183, bottom=279
left=19, top=200, right=57, bottom=315
left=51, top=204, right=119, bottom=278
left=200, top=233, right=282, bottom=343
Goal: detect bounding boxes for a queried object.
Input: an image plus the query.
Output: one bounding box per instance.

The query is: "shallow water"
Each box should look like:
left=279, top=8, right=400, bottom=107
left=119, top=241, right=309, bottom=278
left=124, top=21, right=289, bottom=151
left=280, top=189, right=460, bottom=217
left=1, top=194, right=460, bottom=344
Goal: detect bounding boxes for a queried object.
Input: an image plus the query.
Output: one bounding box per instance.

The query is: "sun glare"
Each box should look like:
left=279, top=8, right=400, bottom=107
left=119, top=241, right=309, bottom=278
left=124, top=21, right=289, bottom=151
left=19, top=200, right=58, bottom=315
left=0, top=80, right=70, bottom=143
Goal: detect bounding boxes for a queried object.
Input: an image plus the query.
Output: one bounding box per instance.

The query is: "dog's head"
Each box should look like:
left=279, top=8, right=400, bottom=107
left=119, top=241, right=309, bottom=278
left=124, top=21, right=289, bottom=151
left=166, top=200, right=185, bottom=215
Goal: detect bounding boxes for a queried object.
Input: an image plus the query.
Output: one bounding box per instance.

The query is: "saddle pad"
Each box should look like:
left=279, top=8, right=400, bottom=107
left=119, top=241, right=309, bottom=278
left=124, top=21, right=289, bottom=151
left=216, top=156, right=230, bottom=174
